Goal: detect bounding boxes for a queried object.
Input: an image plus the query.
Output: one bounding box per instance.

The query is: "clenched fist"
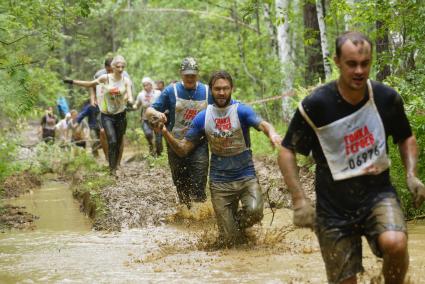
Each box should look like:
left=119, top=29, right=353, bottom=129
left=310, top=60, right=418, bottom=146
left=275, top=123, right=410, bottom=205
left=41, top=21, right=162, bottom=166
left=149, top=115, right=164, bottom=132
left=407, top=176, right=425, bottom=208
left=293, top=200, right=315, bottom=228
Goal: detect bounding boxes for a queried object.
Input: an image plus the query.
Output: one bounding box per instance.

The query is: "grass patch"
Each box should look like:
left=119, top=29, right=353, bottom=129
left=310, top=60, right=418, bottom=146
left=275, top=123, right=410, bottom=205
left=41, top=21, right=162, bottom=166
left=72, top=172, right=114, bottom=220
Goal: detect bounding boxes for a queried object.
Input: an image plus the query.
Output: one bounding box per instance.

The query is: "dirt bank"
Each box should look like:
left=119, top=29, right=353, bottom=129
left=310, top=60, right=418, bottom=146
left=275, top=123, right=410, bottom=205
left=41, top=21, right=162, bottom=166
left=1, top=170, right=41, bottom=198
left=88, top=152, right=314, bottom=232
left=0, top=171, right=42, bottom=230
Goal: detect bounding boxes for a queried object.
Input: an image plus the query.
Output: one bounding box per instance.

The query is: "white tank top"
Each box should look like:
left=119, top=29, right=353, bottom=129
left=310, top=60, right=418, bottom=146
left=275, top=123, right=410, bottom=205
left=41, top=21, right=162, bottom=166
left=171, top=82, right=208, bottom=139
left=205, top=103, right=248, bottom=157
left=299, top=80, right=390, bottom=181
left=100, top=74, right=127, bottom=114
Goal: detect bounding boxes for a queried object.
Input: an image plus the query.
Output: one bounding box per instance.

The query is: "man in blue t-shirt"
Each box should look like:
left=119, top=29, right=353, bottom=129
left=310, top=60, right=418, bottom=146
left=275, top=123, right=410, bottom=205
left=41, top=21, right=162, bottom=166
left=153, top=70, right=282, bottom=246
left=146, top=57, right=213, bottom=208
left=77, top=100, right=102, bottom=157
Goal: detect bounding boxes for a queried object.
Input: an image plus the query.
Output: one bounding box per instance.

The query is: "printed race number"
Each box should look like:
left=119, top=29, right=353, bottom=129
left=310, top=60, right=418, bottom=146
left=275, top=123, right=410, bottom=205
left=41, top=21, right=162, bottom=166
left=348, top=145, right=380, bottom=169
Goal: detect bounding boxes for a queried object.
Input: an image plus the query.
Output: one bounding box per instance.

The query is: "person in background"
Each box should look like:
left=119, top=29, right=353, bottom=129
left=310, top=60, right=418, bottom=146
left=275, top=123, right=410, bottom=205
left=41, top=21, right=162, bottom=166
left=55, top=112, right=71, bottom=147
left=145, top=57, right=213, bottom=208
left=155, top=80, right=165, bottom=92
left=278, top=31, right=425, bottom=284
left=134, top=77, right=162, bottom=156
left=64, top=55, right=133, bottom=175
left=40, top=106, right=58, bottom=144
left=57, top=96, right=70, bottom=119
left=90, top=57, right=133, bottom=164
left=77, top=99, right=102, bottom=157
left=67, top=109, right=89, bottom=149
left=154, top=70, right=282, bottom=246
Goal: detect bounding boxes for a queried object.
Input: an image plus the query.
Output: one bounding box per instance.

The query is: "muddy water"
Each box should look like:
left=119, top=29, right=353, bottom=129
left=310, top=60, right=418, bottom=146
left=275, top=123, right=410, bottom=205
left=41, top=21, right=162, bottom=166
left=1, top=183, right=425, bottom=283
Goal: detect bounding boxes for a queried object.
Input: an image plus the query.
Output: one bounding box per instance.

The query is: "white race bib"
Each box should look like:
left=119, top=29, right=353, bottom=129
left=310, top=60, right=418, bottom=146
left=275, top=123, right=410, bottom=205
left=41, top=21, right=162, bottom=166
left=299, top=80, right=390, bottom=181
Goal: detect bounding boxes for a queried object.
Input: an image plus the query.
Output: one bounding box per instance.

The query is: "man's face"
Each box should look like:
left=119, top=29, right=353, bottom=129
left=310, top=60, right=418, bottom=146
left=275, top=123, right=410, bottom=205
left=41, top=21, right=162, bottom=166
left=71, top=112, right=77, bottom=120
left=181, top=74, right=197, bottom=90
left=143, top=82, right=153, bottom=93
left=46, top=107, right=53, bottom=115
left=106, top=66, right=113, bottom=73
left=212, top=78, right=232, bottom=108
left=334, top=40, right=372, bottom=91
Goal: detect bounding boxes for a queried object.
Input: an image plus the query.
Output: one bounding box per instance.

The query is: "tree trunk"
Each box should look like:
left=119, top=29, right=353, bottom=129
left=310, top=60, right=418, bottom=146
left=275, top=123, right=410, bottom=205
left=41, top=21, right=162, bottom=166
left=376, top=20, right=391, bottom=81
left=303, top=0, right=325, bottom=86
left=344, top=0, right=354, bottom=31
left=263, top=2, right=279, bottom=56
left=316, top=0, right=331, bottom=80
left=275, top=0, right=294, bottom=122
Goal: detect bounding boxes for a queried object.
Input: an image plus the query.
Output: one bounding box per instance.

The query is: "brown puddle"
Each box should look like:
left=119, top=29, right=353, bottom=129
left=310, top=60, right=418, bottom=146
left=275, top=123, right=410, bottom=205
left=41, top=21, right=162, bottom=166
left=1, top=180, right=425, bottom=283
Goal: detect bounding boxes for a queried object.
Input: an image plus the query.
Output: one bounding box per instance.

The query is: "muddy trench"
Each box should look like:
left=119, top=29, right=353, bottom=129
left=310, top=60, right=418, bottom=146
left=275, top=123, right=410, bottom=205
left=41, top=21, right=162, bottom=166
left=1, top=141, right=425, bottom=282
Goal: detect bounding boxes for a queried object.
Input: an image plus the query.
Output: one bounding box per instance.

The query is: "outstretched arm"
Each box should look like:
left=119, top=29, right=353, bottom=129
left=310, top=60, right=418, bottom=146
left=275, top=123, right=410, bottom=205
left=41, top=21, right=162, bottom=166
left=160, top=126, right=196, bottom=157
left=64, top=74, right=107, bottom=88
left=399, top=135, right=425, bottom=208
left=258, top=121, right=282, bottom=148
left=278, top=146, right=315, bottom=227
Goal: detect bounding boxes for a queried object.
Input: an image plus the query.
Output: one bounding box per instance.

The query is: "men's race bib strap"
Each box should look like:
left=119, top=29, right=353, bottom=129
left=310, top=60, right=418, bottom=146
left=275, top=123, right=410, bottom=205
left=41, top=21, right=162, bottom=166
left=299, top=80, right=390, bottom=181
left=205, top=104, right=248, bottom=156
left=171, top=82, right=208, bottom=139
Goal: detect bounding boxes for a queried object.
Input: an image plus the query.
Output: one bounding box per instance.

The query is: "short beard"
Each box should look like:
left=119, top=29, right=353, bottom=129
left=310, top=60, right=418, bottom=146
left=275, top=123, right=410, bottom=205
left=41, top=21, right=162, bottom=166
left=213, top=95, right=231, bottom=107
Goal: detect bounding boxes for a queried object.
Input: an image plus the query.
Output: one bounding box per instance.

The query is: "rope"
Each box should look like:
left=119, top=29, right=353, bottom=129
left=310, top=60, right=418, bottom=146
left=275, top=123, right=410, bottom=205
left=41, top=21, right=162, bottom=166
left=245, top=90, right=295, bottom=105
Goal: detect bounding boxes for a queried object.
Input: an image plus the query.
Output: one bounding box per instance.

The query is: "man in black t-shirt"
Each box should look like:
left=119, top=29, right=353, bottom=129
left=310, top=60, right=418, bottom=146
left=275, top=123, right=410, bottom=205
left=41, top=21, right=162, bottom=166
left=278, top=31, right=425, bottom=284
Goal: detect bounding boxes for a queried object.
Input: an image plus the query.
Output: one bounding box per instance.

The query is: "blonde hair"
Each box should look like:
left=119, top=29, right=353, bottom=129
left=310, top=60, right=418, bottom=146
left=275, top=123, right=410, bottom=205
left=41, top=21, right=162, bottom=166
left=111, top=55, right=126, bottom=67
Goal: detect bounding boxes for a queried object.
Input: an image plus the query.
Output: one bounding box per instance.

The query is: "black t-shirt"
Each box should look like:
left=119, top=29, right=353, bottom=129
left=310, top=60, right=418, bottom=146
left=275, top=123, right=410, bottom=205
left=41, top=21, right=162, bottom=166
left=282, top=80, right=412, bottom=225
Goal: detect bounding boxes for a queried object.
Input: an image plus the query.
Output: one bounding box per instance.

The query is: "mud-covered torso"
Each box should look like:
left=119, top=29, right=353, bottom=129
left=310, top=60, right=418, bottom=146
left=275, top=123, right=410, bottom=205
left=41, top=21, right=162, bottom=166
left=100, top=74, right=127, bottom=115
left=151, top=81, right=211, bottom=139
left=282, top=80, right=413, bottom=224
left=186, top=101, right=262, bottom=182
left=205, top=103, right=247, bottom=156
left=172, top=83, right=208, bottom=139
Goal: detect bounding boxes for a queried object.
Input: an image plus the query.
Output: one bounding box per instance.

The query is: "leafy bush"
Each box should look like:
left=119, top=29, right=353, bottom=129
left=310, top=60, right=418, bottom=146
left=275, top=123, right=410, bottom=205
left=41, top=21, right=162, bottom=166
left=0, top=134, right=25, bottom=184
left=384, top=72, right=425, bottom=218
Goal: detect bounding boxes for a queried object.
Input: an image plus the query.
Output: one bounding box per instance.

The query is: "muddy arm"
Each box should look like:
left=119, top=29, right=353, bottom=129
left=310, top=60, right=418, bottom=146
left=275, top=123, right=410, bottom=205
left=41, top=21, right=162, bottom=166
left=278, top=146, right=315, bottom=227
left=258, top=121, right=282, bottom=148
left=399, top=135, right=425, bottom=208
left=161, top=127, right=195, bottom=157
left=277, top=146, right=307, bottom=208
left=145, top=107, right=167, bottom=124
left=399, top=135, right=419, bottom=178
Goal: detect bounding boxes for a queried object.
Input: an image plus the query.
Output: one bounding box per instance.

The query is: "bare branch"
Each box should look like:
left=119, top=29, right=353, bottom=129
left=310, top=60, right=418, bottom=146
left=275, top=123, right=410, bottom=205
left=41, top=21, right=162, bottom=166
left=0, top=60, right=39, bottom=70
left=0, top=35, right=30, bottom=45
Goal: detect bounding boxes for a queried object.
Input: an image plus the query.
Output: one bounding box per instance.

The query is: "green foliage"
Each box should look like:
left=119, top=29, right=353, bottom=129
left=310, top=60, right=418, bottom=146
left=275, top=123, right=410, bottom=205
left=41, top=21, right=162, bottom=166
left=0, top=135, right=18, bottom=183
left=389, top=143, right=425, bottom=219
left=34, top=143, right=108, bottom=175
left=251, top=120, right=287, bottom=156
left=0, top=0, right=95, bottom=119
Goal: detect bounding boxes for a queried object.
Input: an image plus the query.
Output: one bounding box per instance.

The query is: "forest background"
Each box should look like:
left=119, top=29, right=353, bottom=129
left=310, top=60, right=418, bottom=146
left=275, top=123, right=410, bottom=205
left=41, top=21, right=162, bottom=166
left=0, top=0, right=424, bottom=218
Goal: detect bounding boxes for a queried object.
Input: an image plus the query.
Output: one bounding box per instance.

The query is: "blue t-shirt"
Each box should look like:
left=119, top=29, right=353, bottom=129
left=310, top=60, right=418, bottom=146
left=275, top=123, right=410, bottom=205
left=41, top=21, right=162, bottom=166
left=77, top=104, right=99, bottom=129
left=186, top=100, right=262, bottom=182
left=151, top=81, right=213, bottom=131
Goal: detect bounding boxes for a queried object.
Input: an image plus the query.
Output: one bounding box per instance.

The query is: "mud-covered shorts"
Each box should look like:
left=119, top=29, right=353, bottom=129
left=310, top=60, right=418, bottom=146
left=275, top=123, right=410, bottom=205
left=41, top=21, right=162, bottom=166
left=315, top=197, right=407, bottom=284
left=210, top=177, right=264, bottom=242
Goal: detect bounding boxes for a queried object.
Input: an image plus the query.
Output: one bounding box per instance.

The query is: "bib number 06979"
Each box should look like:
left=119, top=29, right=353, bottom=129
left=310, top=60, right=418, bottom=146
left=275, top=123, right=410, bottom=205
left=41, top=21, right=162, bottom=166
left=348, top=145, right=380, bottom=169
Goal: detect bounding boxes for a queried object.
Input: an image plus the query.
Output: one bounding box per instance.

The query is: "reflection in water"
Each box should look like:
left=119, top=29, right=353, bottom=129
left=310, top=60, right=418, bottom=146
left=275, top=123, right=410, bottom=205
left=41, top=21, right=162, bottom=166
left=7, top=181, right=92, bottom=232
left=1, top=183, right=425, bottom=283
